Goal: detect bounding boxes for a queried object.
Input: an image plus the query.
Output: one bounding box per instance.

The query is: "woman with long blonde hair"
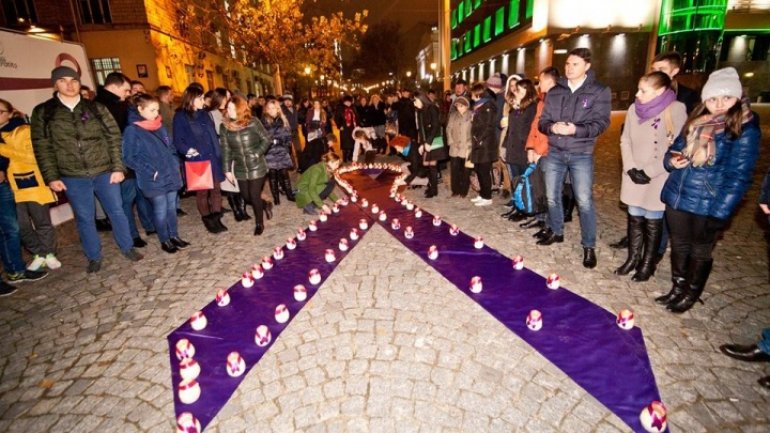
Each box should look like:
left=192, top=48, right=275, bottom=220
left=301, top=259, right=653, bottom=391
left=262, top=99, right=295, bottom=205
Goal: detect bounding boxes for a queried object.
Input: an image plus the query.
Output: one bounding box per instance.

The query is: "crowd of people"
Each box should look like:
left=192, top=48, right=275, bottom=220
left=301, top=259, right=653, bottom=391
left=0, top=49, right=766, bottom=330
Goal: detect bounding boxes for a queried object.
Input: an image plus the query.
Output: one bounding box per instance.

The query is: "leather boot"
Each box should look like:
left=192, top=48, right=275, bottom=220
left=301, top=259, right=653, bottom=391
left=226, top=194, right=245, bottom=222
left=632, top=218, right=663, bottom=281
left=614, top=215, right=644, bottom=275
left=655, top=248, right=689, bottom=304
left=609, top=236, right=629, bottom=250
left=202, top=215, right=219, bottom=234
left=212, top=212, right=228, bottom=232
left=236, top=194, right=251, bottom=220
left=263, top=199, right=273, bottom=221
left=268, top=170, right=281, bottom=205
left=280, top=169, right=296, bottom=202
left=668, top=259, right=712, bottom=313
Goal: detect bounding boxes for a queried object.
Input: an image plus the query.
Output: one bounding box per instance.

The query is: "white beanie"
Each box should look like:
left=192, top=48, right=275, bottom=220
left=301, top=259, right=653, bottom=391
left=701, top=67, right=742, bottom=101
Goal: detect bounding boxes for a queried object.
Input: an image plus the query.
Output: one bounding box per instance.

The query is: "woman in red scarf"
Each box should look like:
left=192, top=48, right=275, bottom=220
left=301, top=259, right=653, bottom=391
left=123, top=94, right=188, bottom=253
left=658, top=68, right=761, bottom=313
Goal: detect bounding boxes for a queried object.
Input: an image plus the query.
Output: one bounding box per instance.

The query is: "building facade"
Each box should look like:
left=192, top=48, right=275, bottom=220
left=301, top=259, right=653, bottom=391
left=447, top=0, right=769, bottom=107
left=0, top=0, right=275, bottom=95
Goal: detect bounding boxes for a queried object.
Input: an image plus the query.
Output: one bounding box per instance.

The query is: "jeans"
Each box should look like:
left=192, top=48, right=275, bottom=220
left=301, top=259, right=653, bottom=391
left=147, top=191, right=179, bottom=243
left=62, top=173, right=134, bottom=261
left=475, top=162, right=493, bottom=200
left=628, top=206, right=665, bottom=220
left=121, top=178, right=155, bottom=239
left=0, top=182, right=25, bottom=274
left=542, top=152, right=597, bottom=248
left=759, top=328, right=770, bottom=355
left=16, top=202, right=56, bottom=256
left=665, top=206, right=718, bottom=262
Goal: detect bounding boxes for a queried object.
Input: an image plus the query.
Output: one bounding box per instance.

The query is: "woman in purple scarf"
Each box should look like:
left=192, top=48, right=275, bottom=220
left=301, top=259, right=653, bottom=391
left=615, top=71, right=686, bottom=281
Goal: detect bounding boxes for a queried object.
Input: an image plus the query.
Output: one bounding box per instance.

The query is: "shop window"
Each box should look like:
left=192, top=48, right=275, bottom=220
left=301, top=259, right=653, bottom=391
left=2, top=0, right=38, bottom=25
left=79, top=0, right=111, bottom=25
left=90, top=57, right=121, bottom=85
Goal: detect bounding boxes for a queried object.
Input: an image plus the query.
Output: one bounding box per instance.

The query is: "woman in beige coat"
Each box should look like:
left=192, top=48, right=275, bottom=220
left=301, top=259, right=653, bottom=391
left=446, top=97, right=473, bottom=197
left=616, top=71, right=687, bottom=281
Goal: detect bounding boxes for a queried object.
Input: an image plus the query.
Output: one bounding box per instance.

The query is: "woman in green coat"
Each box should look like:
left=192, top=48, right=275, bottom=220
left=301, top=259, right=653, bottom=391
left=221, top=95, right=272, bottom=235
left=296, top=152, right=341, bottom=215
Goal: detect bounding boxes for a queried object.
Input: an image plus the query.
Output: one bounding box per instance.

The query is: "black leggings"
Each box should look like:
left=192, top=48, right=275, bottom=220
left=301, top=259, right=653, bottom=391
left=238, top=177, right=266, bottom=225
left=666, top=206, right=719, bottom=262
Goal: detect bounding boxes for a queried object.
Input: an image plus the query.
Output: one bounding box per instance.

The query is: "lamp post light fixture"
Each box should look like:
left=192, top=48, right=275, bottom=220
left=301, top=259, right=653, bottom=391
left=406, top=71, right=412, bottom=78
left=304, top=66, right=311, bottom=75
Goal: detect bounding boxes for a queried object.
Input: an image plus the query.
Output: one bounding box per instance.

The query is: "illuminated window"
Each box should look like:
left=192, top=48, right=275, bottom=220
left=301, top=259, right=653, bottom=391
left=79, top=0, right=112, bottom=24
left=658, top=0, right=727, bottom=35
left=451, top=40, right=458, bottom=60
left=2, top=0, right=38, bottom=25
left=458, top=2, right=464, bottom=24
left=509, top=0, right=520, bottom=29
left=90, top=57, right=121, bottom=85
left=451, top=9, right=457, bottom=29
left=483, top=16, right=492, bottom=43
left=526, top=0, right=534, bottom=19
left=464, top=31, right=472, bottom=53
left=465, top=0, right=472, bottom=18
left=474, top=0, right=482, bottom=8
left=495, top=7, right=505, bottom=36
left=473, top=24, right=481, bottom=48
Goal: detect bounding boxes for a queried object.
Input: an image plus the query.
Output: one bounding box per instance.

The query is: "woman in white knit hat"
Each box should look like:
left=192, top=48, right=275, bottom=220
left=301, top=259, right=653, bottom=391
left=657, top=67, right=761, bottom=313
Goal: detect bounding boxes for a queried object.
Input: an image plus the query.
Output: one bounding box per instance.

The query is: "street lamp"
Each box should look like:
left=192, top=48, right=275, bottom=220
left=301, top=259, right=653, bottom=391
left=406, top=71, right=412, bottom=78
left=304, top=66, right=311, bottom=75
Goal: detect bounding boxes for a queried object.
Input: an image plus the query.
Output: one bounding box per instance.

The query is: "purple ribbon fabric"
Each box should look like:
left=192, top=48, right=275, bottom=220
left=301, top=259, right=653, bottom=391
left=167, top=168, right=666, bottom=433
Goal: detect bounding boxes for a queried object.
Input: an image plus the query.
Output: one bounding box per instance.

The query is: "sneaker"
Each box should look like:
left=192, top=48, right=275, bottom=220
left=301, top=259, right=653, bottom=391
left=87, top=260, right=101, bottom=273
left=44, top=254, right=62, bottom=270
left=122, top=249, right=144, bottom=262
left=470, top=196, right=483, bottom=203
left=0, top=280, right=17, bottom=296
left=7, top=269, right=48, bottom=284
left=27, top=255, right=46, bottom=271
left=474, top=198, right=494, bottom=207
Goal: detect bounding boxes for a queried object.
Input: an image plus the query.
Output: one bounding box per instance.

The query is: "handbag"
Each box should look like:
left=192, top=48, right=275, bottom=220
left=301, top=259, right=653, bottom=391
left=184, top=160, right=214, bottom=191
left=429, top=135, right=444, bottom=151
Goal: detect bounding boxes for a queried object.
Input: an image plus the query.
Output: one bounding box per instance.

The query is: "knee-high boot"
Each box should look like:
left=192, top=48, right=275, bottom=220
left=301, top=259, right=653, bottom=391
left=235, top=194, right=251, bottom=220
left=632, top=218, right=663, bottom=281
left=614, top=215, right=644, bottom=275
left=226, top=193, right=246, bottom=222
left=668, top=259, right=712, bottom=313
left=268, top=170, right=280, bottom=205
left=655, top=248, right=689, bottom=305
left=280, top=169, right=295, bottom=202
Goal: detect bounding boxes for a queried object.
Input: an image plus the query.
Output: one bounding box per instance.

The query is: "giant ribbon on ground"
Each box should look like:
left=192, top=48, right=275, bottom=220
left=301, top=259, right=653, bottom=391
left=167, top=167, right=667, bottom=433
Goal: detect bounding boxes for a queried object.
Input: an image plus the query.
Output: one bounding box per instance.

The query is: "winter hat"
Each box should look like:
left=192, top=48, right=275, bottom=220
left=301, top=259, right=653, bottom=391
left=454, top=96, right=470, bottom=108
left=701, top=67, right=742, bottom=101
left=486, top=73, right=504, bottom=91
left=51, top=66, right=79, bottom=84
left=281, top=93, right=294, bottom=101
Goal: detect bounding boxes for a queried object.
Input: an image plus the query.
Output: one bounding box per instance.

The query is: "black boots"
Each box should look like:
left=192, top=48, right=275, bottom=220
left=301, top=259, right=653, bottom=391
left=202, top=214, right=227, bottom=234
left=268, top=170, right=281, bottom=205
left=536, top=229, right=563, bottom=245
left=615, top=215, right=644, bottom=275
left=263, top=199, right=273, bottom=221
left=632, top=219, right=663, bottom=281
left=269, top=169, right=296, bottom=204
left=655, top=248, right=689, bottom=305
left=226, top=193, right=251, bottom=222
left=279, top=169, right=295, bottom=202
left=668, top=259, right=712, bottom=313
left=161, top=240, right=179, bottom=254
left=583, top=248, right=597, bottom=268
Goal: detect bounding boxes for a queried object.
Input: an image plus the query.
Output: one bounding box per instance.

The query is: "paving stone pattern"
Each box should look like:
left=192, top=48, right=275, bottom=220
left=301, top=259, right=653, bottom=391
left=0, top=110, right=769, bottom=432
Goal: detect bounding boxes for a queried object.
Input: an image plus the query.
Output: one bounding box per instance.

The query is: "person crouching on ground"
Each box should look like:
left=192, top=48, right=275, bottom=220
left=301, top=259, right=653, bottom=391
left=657, top=67, right=761, bottom=313
left=296, top=152, right=341, bottom=215
left=122, top=93, right=190, bottom=253
left=220, top=95, right=272, bottom=236
left=352, top=127, right=376, bottom=163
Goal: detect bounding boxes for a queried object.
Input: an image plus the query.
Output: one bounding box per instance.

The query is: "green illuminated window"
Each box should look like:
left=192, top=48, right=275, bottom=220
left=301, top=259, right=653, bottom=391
left=509, top=0, right=520, bottom=29
left=474, top=0, right=482, bottom=8
left=483, top=16, right=492, bottom=42
left=658, top=0, right=728, bottom=35
left=465, top=0, right=472, bottom=18
left=526, top=0, right=534, bottom=20
left=451, top=9, right=457, bottom=29
left=495, top=7, right=505, bottom=36
left=464, top=31, right=472, bottom=53
left=473, top=24, right=481, bottom=48
left=451, top=40, right=458, bottom=60
left=457, top=3, right=464, bottom=23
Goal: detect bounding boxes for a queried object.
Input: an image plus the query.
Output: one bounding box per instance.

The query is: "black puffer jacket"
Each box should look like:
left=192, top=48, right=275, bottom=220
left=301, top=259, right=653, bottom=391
left=220, top=119, right=270, bottom=180
left=470, top=98, right=498, bottom=164
left=262, top=116, right=294, bottom=170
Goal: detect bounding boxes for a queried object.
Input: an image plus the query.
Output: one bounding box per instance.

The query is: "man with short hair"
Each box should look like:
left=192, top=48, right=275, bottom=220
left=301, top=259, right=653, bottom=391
left=96, top=72, right=156, bottom=247
left=130, top=80, right=146, bottom=95
left=31, top=67, right=142, bottom=273
left=538, top=48, right=611, bottom=268
left=281, top=93, right=301, bottom=158
left=651, top=52, right=699, bottom=114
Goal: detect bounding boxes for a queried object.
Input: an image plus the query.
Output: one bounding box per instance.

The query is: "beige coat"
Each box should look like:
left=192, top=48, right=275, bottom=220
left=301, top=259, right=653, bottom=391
left=446, top=109, right=472, bottom=159
left=619, top=101, right=687, bottom=211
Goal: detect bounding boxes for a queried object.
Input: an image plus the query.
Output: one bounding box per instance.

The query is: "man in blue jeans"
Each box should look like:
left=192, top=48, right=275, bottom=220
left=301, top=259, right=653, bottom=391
left=537, top=48, right=611, bottom=268
left=31, top=66, right=143, bottom=273
left=0, top=159, right=47, bottom=290
left=720, top=329, right=770, bottom=389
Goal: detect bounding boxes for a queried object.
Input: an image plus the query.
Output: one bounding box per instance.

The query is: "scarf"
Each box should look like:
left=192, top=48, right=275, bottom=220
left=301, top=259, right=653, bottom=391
left=134, top=115, right=163, bottom=131
left=344, top=107, right=356, bottom=127
left=635, top=89, right=676, bottom=124
left=683, top=96, right=753, bottom=167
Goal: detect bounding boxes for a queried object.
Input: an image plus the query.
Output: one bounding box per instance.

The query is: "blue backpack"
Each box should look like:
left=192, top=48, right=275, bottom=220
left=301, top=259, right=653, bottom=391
left=513, top=162, right=547, bottom=215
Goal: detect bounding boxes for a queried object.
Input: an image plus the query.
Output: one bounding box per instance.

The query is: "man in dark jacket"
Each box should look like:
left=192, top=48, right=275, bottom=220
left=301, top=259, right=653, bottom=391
left=537, top=48, right=611, bottom=269
left=31, top=66, right=142, bottom=272
left=281, top=93, right=300, bottom=163
left=396, top=89, right=417, bottom=141
left=95, top=72, right=156, bottom=247
left=334, top=95, right=358, bottom=162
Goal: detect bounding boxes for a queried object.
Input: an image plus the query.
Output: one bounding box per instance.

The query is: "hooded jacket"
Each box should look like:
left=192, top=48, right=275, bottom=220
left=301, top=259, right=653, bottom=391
left=0, top=117, right=56, bottom=204
left=122, top=108, right=183, bottom=197
left=538, top=70, right=611, bottom=154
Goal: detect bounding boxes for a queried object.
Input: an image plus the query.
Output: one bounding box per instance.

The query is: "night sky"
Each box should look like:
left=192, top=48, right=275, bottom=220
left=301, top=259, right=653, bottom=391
left=304, top=0, right=439, bottom=31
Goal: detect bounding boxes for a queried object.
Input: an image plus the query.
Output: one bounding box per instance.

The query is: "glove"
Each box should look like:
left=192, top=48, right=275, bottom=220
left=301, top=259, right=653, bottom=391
left=185, top=148, right=200, bottom=159
left=706, top=217, right=728, bottom=232
left=627, top=168, right=651, bottom=185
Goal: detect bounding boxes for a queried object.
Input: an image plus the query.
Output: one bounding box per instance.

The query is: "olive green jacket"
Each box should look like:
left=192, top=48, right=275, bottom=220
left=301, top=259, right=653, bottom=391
left=220, top=119, right=269, bottom=180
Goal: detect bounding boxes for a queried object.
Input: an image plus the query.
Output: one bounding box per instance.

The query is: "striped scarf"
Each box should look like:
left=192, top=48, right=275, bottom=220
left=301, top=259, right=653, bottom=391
left=683, top=96, right=753, bottom=167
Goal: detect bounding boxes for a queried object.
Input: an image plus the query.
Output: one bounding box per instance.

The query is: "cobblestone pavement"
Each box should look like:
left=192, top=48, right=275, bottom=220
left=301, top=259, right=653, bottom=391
left=1, top=108, right=769, bottom=433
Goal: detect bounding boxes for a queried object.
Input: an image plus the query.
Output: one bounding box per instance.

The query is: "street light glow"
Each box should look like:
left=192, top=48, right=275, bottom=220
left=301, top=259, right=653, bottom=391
left=304, top=66, right=311, bottom=75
